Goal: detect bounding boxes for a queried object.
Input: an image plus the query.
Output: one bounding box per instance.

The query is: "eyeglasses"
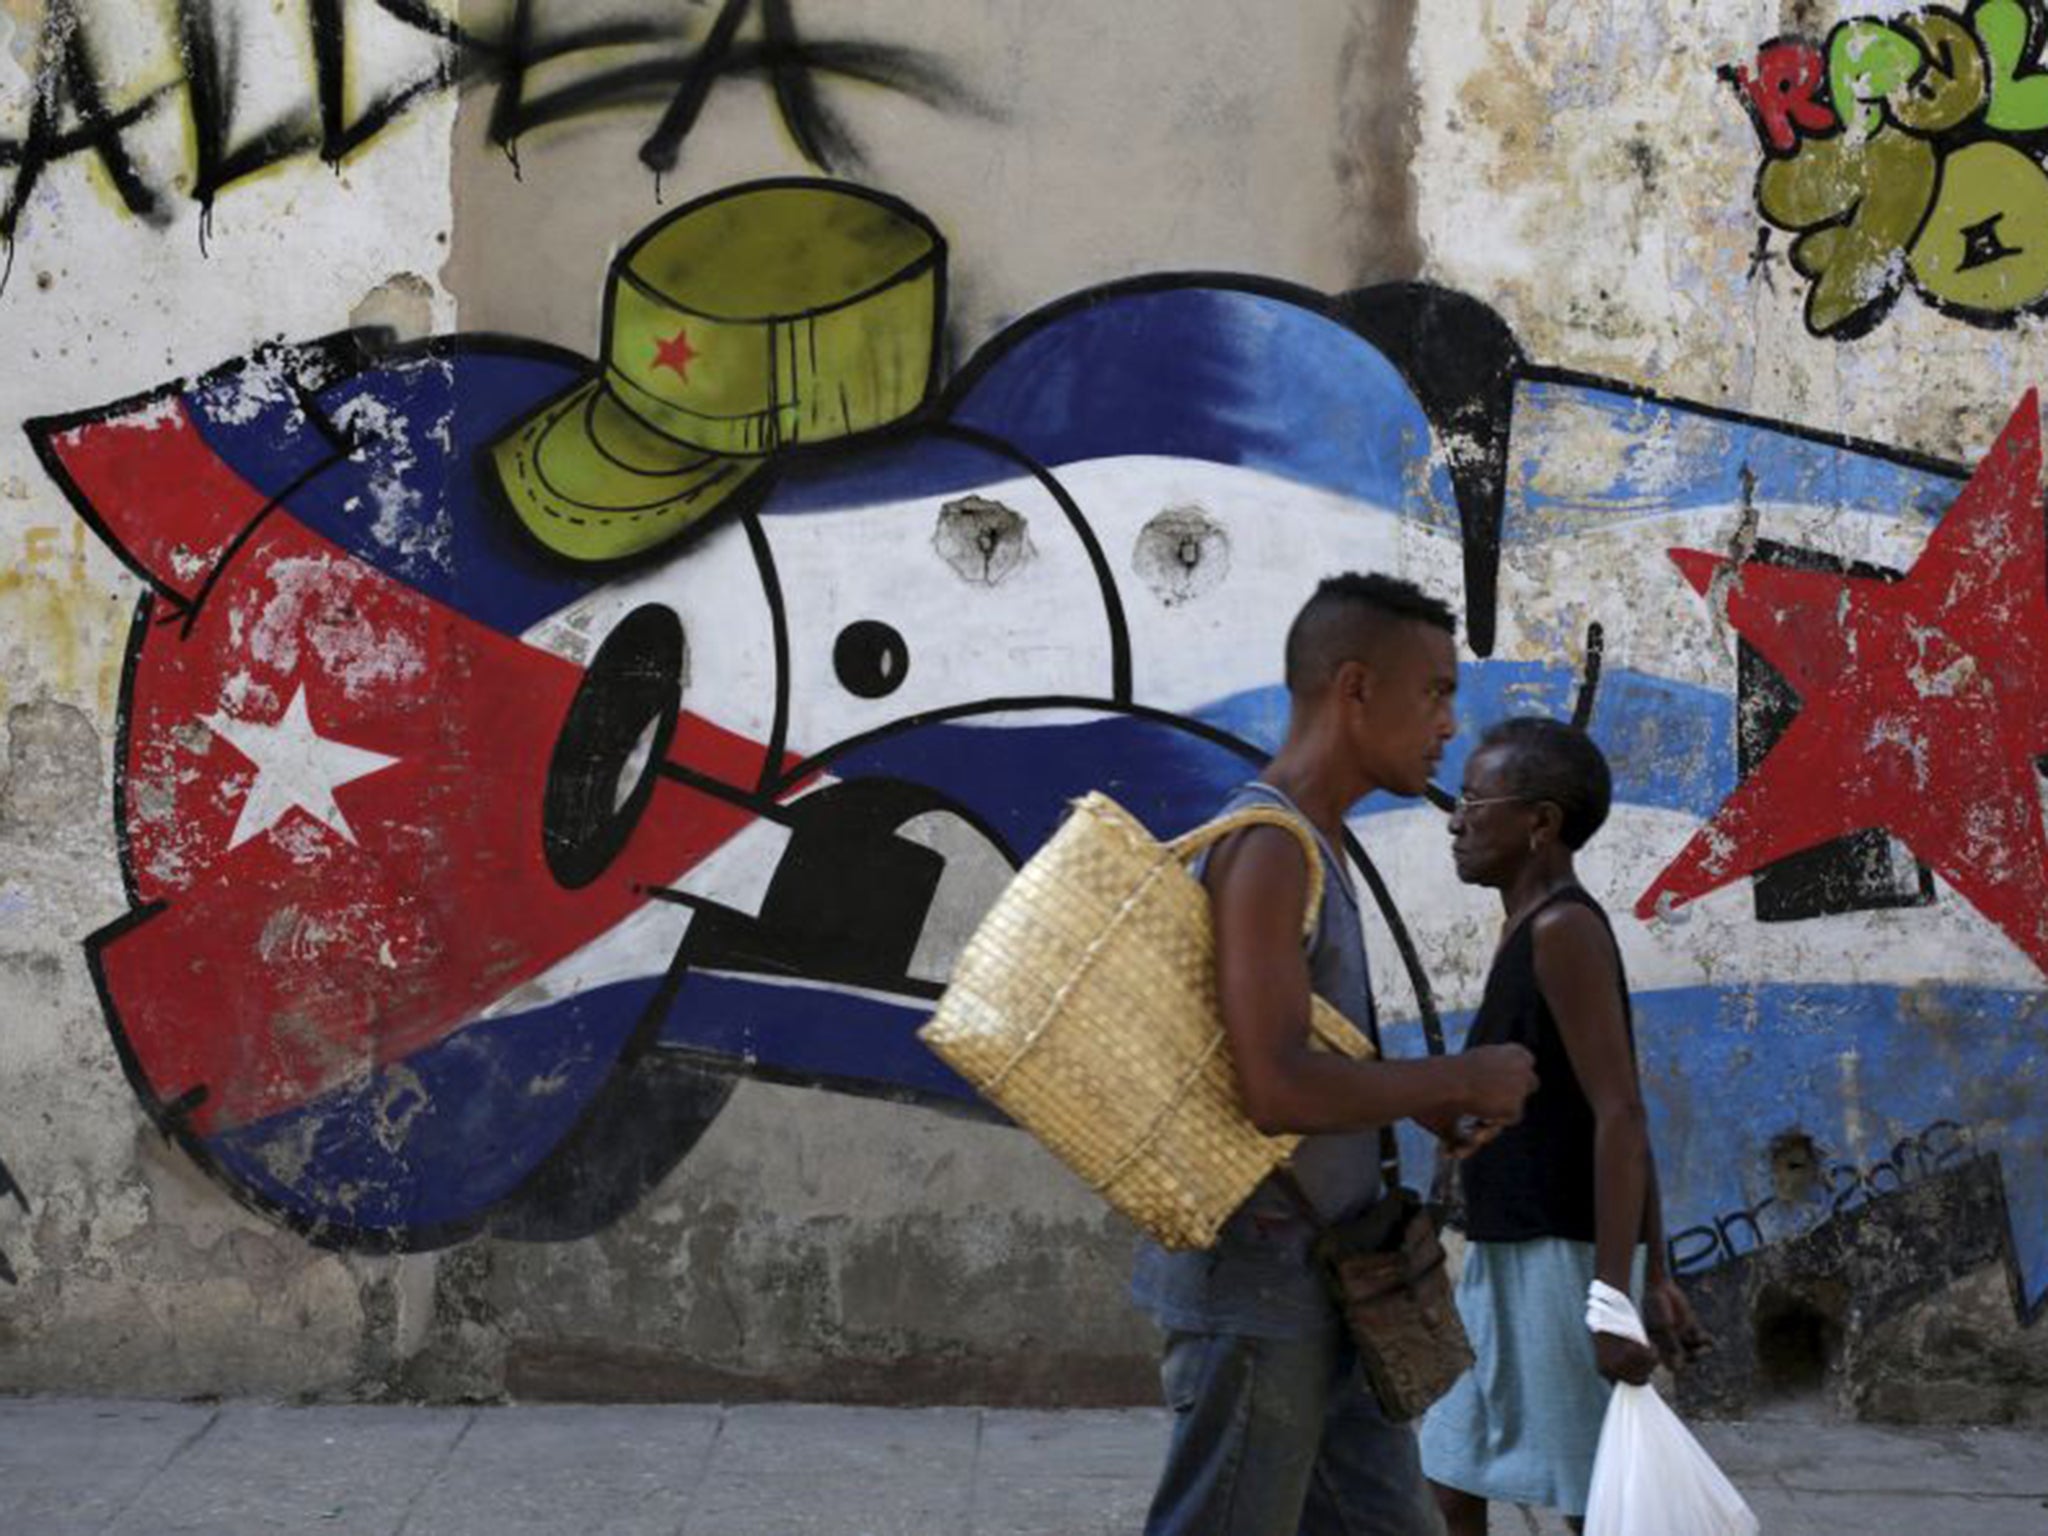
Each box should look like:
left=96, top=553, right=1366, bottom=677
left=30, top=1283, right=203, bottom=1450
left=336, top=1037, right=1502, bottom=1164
left=1452, top=793, right=1528, bottom=814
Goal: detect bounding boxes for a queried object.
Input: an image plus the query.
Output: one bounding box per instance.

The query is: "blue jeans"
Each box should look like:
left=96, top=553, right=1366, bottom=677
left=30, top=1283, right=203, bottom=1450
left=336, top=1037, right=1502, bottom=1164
left=1145, top=1328, right=1447, bottom=1536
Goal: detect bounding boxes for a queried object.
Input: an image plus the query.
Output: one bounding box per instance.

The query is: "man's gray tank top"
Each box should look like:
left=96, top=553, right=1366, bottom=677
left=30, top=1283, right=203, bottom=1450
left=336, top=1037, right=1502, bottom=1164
left=1128, top=780, right=1385, bottom=1338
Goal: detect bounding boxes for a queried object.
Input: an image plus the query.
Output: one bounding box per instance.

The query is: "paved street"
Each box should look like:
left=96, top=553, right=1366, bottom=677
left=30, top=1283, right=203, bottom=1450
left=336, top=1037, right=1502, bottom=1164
left=0, top=1397, right=2043, bottom=1534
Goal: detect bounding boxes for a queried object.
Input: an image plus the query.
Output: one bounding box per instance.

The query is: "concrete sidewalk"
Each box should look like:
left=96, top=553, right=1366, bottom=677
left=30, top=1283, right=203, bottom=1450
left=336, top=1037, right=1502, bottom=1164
left=0, top=1398, right=2043, bottom=1535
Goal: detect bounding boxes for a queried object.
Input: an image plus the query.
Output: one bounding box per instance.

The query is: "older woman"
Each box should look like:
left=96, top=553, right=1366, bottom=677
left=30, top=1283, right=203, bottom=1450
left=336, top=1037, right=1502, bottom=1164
left=1420, top=717, right=1706, bottom=1534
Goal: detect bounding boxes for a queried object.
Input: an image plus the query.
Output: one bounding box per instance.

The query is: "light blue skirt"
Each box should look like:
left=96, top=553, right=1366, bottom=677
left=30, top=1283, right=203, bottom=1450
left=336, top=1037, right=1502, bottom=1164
left=1418, top=1238, right=1616, bottom=1518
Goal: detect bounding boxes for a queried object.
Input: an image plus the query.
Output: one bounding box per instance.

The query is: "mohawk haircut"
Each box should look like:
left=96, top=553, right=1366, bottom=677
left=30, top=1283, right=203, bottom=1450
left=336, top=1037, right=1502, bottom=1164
left=1282, top=572, right=1457, bottom=696
left=1479, top=716, right=1613, bottom=850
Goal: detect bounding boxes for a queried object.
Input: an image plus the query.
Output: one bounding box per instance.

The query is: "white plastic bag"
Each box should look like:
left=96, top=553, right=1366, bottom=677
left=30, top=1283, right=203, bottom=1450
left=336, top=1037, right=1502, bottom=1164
left=1583, top=1281, right=1759, bottom=1536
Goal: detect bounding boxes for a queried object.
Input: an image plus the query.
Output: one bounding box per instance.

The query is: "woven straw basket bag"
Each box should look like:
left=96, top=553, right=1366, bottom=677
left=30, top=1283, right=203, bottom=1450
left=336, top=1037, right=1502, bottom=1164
left=918, top=791, right=1375, bottom=1250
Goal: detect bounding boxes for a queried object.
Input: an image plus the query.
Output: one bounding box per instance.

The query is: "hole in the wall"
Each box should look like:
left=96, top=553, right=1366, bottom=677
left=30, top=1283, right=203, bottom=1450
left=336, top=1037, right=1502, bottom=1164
left=1133, top=505, right=1230, bottom=606
left=1768, top=1131, right=1822, bottom=1204
left=1752, top=1279, right=1846, bottom=1400
left=934, top=494, right=1032, bottom=586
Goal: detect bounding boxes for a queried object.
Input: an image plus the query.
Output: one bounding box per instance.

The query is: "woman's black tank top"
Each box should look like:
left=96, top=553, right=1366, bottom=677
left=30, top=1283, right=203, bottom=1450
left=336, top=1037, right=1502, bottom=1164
left=1458, top=886, right=1632, bottom=1244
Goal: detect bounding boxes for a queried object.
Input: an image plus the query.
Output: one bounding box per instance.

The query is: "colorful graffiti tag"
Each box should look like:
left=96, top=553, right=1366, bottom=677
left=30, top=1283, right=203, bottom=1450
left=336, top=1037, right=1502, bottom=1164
left=1731, top=0, right=2048, bottom=335
left=1668, top=1120, right=1980, bottom=1276
left=25, top=178, right=2048, bottom=1335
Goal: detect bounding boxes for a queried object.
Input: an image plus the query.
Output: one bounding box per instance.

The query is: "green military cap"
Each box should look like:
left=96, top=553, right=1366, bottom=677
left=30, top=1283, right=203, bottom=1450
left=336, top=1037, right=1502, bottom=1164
left=491, top=179, right=944, bottom=563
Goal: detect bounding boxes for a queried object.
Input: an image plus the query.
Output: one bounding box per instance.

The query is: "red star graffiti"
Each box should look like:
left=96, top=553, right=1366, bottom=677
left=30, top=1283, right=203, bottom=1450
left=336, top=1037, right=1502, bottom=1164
left=1637, top=391, right=2048, bottom=973
left=652, top=328, right=699, bottom=382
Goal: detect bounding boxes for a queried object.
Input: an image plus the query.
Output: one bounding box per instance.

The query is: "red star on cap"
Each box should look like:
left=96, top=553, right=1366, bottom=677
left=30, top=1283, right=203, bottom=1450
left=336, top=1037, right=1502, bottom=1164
left=1637, top=391, right=2048, bottom=973
left=652, top=328, right=699, bottom=382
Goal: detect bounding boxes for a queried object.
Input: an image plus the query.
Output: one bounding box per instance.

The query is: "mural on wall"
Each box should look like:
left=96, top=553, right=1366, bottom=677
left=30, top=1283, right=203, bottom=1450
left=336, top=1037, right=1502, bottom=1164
left=1640, top=392, right=2048, bottom=970
left=1481, top=364, right=2048, bottom=1323
left=24, top=174, right=2048, bottom=1331
left=0, top=0, right=978, bottom=272
left=1731, top=0, right=2048, bottom=336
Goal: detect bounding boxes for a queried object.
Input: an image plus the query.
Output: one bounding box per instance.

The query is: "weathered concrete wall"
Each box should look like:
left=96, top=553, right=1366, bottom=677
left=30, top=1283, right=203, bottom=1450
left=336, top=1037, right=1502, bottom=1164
left=0, top=0, right=2044, bottom=1424
left=1406, top=0, right=2048, bottom=1422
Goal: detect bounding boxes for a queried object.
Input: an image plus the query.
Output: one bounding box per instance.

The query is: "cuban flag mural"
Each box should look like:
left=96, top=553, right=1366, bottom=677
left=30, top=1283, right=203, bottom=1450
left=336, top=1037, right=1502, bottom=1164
left=24, top=186, right=2048, bottom=1352
left=1364, top=368, right=2048, bottom=1339
left=27, top=276, right=1461, bottom=1249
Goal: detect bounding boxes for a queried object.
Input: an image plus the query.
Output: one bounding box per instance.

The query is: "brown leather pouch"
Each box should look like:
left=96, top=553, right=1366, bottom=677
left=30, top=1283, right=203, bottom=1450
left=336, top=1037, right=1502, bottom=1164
left=1310, top=1184, right=1473, bottom=1421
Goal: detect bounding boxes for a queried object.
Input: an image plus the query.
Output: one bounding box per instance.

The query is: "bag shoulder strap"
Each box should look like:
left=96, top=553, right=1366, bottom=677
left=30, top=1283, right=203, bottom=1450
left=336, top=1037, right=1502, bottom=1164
left=1232, top=781, right=1360, bottom=911
left=1184, top=798, right=1409, bottom=1206
left=1167, top=802, right=1326, bottom=944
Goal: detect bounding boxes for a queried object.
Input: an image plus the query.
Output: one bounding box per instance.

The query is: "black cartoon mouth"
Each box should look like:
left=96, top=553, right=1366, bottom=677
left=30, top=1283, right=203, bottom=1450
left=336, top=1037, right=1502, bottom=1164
left=499, top=620, right=1020, bottom=1244
left=544, top=604, right=1020, bottom=1002
left=666, top=776, right=1018, bottom=1003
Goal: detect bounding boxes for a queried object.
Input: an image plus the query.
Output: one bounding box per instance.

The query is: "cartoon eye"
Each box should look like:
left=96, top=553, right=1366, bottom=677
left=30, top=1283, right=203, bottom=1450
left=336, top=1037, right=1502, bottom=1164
left=543, top=604, right=685, bottom=889
left=834, top=620, right=910, bottom=699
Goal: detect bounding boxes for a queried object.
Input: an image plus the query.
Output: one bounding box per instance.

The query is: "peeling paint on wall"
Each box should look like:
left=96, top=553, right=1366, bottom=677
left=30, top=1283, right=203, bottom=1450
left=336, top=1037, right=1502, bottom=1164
left=31, top=217, right=2048, bottom=1363
left=1733, top=1, right=2048, bottom=337
left=5, top=0, right=2048, bottom=1417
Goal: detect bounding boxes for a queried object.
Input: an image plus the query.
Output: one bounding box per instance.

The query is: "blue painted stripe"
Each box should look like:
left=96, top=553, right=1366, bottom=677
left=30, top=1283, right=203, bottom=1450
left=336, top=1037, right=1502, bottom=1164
left=205, top=973, right=661, bottom=1234
left=1504, top=379, right=1966, bottom=539
left=1193, top=663, right=1737, bottom=818
left=658, top=970, right=979, bottom=1103
left=187, top=348, right=610, bottom=637
left=823, top=710, right=1264, bottom=856
left=1378, top=980, right=2047, bottom=1316
left=758, top=431, right=1029, bottom=514
left=948, top=286, right=1457, bottom=518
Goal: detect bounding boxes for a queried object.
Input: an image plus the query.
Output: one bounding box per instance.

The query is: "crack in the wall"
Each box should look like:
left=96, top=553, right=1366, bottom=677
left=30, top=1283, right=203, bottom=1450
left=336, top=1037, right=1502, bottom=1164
left=1701, top=461, right=1765, bottom=642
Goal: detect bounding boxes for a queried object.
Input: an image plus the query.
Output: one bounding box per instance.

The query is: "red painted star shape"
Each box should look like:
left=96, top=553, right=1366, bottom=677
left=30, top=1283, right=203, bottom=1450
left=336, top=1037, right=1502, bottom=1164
left=1637, top=391, right=2048, bottom=974
left=652, top=328, right=699, bottom=382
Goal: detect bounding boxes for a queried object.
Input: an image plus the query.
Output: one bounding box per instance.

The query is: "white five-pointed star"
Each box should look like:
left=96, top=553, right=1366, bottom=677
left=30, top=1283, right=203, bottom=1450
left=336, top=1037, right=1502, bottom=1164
left=205, top=685, right=400, bottom=850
